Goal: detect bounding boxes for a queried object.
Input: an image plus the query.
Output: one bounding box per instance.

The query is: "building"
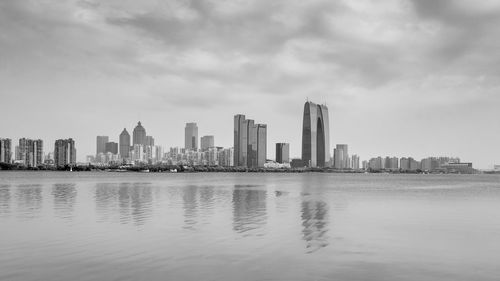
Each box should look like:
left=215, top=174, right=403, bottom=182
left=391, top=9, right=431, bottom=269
left=0, top=138, right=12, bottom=163
left=146, top=136, right=155, bottom=146
left=132, top=144, right=144, bottom=163
left=368, top=157, right=383, bottom=170
left=200, top=135, right=215, bottom=152
left=17, top=138, right=43, bottom=167
left=233, top=114, right=267, bottom=168
left=54, top=139, right=76, bottom=167
left=105, top=142, right=118, bottom=154
left=441, top=162, right=475, bottom=174
left=276, top=143, right=290, bottom=164
left=185, top=123, right=198, bottom=151
left=217, top=147, right=234, bottom=167
left=96, top=136, right=109, bottom=156
left=119, top=128, right=130, bottom=159
left=351, top=154, right=360, bottom=169
left=133, top=121, right=146, bottom=146
left=333, top=144, right=349, bottom=169
left=301, top=101, right=330, bottom=167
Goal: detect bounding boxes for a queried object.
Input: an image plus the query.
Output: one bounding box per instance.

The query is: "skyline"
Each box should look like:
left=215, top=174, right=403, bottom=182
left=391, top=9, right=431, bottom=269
left=1, top=1, right=500, bottom=168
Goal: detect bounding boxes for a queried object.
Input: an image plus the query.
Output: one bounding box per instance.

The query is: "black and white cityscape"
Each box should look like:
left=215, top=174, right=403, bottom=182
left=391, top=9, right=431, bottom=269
left=1, top=1, right=500, bottom=281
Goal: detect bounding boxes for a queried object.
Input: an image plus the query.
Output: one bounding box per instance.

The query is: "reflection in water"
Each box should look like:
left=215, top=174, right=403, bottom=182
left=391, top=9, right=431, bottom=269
left=232, top=186, right=267, bottom=235
left=301, top=200, right=329, bottom=253
left=52, top=183, right=77, bottom=220
left=95, top=182, right=153, bottom=225
left=16, top=184, right=43, bottom=218
left=0, top=185, right=10, bottom=216
left=183, top=185, right=198, bottom=229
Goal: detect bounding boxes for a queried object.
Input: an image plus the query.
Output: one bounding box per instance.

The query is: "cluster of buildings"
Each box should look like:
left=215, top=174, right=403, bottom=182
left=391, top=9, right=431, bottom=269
left=363, top=156, right=473, bottom=173
left=1, top=101, right=477, bottom=172
left=0, top=137, right=76, bottom=167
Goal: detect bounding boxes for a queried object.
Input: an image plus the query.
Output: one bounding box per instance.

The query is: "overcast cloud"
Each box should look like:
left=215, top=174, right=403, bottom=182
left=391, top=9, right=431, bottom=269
left=1, top=0, right=499, bottom=168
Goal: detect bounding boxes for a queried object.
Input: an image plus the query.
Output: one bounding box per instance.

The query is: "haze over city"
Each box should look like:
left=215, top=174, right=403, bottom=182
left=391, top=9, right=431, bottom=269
left=1, top=0, right=500, bottom=168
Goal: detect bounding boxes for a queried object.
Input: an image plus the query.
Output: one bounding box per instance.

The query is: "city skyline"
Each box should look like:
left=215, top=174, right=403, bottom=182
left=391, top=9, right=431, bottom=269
left=1, top=1, right=500, bottom=168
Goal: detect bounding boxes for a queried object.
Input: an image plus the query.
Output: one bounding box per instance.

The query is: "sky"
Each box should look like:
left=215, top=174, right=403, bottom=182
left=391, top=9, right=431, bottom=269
left=1, top=0, right=500, bottom=168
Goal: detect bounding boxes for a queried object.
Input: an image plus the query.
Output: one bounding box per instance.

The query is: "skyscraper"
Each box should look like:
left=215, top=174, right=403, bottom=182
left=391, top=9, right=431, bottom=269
left=96, top=136, right=109, bottom=156
left=105, top=142, right=118, bottom=154
left=119, top=128, right=130, bottom=158
left=234, top=114, right=267, bottom=168
left=133, top=121, right=146, bottom=146
left=185, top=123, right=198, bottom=150
left=276, top=143, right=290, bottom=164
left=333, top=144, right=348, bottom=169
left=54, top=138, right=76, bottom=167
left=145, top=136, right=155, bottom=146
left=200, top=135, right=214, bottom=152
left=0, top=138, right=12, bottom=163
left=18, top=138, right=43, bottom=167
left=301, top=101, right=331, bottom=167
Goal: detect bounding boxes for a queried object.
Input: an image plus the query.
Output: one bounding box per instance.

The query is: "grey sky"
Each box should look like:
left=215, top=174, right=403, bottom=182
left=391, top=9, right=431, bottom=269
left=1, top=0, right=499, bottom=168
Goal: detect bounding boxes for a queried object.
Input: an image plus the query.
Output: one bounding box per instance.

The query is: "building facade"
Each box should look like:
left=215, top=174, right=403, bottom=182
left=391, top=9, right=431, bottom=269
left=333, top=144, right=349, bottom=169
left=133, top=122, right=146, bottom=146
left=96, top=136, right=109, bottom=156
left=119, top=128, right=130, bottom=158
left=54, top=138, right=76, bottom=167
left=185, top=123, right=198, bottom=151
left=0, top=138, right=12, bottom=163
left=233, top=115, right=267, bottom=168
left=200, top=135, right=215, bottom=152
left=105, top=142, right=118, bottom=154
left=18, top=138, right=43, bottom=167
left=276, top=143, right=290, bottom=164
left=301, top=101, right=331, bottom=167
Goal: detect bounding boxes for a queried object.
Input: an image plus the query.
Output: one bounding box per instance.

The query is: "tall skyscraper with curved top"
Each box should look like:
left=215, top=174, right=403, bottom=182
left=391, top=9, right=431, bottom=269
left=133, top=121, right=146, bottom=146
left=302, top=101, right=330, bottom=167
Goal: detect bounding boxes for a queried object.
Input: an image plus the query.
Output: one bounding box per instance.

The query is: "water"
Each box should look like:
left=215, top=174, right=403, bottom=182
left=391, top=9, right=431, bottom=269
left=0, top=172, right=499, bottom=281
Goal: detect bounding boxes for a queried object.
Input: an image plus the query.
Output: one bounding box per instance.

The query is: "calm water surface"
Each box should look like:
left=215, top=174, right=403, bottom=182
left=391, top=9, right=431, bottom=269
left=0, top=172, right=499, bottom=281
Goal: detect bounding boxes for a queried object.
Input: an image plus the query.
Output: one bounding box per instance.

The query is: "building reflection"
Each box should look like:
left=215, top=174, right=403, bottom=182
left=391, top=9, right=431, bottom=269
left=0, top=185, right=11, bottom=216
left=95, top=182, right=153, bottom=225
left=232, top=185, right=267, bottom=235
left=183, top=185, right=198, bottom=229
left=52, top=183, right=77, bottom=220
left=301, top=199, right=329, bottom=253
left=16, top=184, right=43, bottom=218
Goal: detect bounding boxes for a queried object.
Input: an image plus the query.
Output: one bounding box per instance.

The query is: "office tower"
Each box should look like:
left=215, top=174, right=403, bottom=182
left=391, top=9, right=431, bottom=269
left=54, top=139, right=76, bottom=167
left=133, top=121, right=146, bottom=146
left=234, top=115, right=267, bottom=168
left=119, top=128, right=130, bottom=158
left=96, top=136, right=109, bottom=156
left=105, top=142, right=118, bottom=154
left=200, top=135, right=215, bottom=152
left=0, top=138, right=12, bottom=163
left=133, top=144, right=144, bottom=162
left=154, top=145, right=163, bottom=163
left=351, top=154, right=360, bottom=169
left=301, top=101, right=331, bottom=167
left=17, top=138, right=43, bottom=167
left=333, top=144, right=348, bottom=169
left=185, top=123, right=198, bottom=150
left=146, top=136, right=155, bottom=146
left=276, top=143, right=290, bottom=164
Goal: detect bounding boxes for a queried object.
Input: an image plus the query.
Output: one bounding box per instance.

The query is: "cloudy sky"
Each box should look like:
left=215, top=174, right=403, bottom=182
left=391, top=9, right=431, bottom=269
left=1, top=0, right=499, bottom=168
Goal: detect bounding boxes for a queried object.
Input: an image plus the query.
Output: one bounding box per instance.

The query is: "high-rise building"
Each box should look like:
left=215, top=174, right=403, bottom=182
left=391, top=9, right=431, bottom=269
left=400, top=157, right=410, bottom=170
left=0, top=138, right=12, bottom=163
left=133, top=122, right=146, bottom=146
left=119, top=128, right=130, bottom=158
left=185, top=123, right=198, bottom=150
left=333, top=144, right=349, bottom=169
left=146, top=136, right=155, bottom=146
left=132, top=144, right=144, bottom=162
left=54, top=139, right=76, bottom=167
left=105, top=142, right=118, bottom=154
left=200, top=135, right=214, bottom=152
left=96, top=136, right=109, bottom=156
left=301, top=101, right=331, bottom=167
left=17, top=138, right=43, bottom=167
left=351, top=154, right=360, bottom=169
left=276, top=143, right=290, bottom=164
left=234, top=115, right=267, bottom=168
